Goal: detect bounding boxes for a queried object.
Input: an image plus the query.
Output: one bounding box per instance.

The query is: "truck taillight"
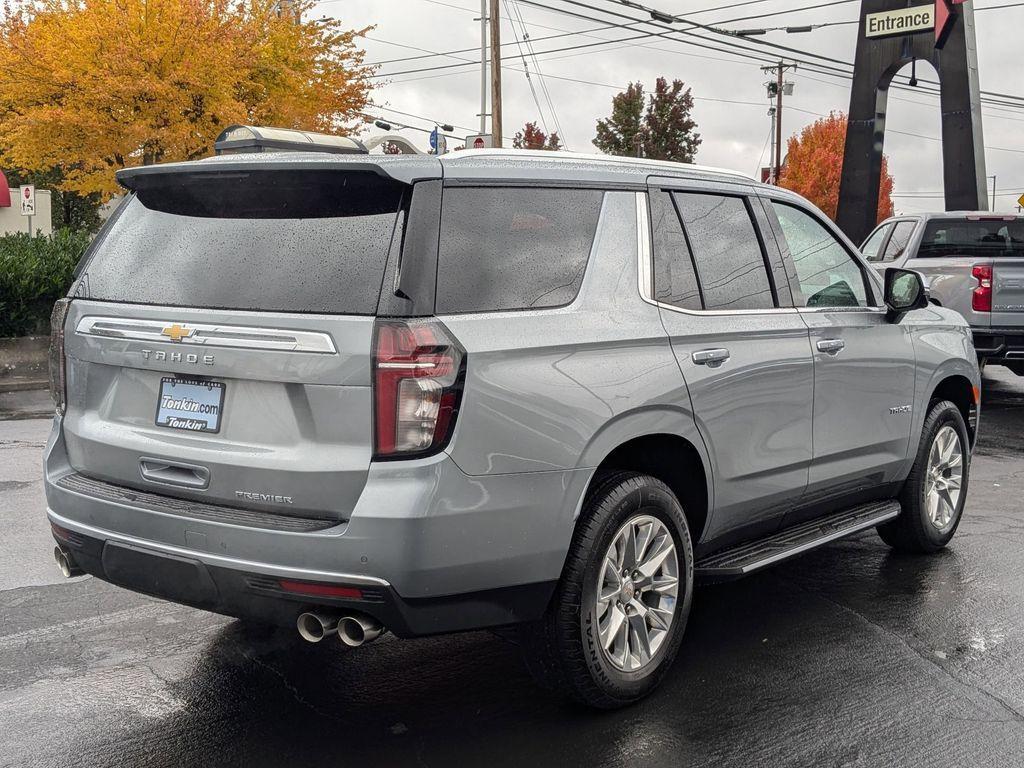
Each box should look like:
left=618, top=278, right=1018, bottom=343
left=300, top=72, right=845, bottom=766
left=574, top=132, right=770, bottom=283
left=972, top=264, right=993, bottom=312
left=48, top=299, right=71, bottom=416
left=372, top=318, right=465, bottom=459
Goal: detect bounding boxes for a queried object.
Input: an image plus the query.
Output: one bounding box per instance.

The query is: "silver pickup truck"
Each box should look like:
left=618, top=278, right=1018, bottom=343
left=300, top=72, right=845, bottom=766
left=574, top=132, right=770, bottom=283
left=862, top=212, right=1024, bottom=374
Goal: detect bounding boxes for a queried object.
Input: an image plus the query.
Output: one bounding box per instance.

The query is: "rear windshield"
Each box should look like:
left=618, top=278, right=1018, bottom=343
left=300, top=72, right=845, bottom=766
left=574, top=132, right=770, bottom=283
left=76, top=170, right=406, bottom=314
left=918, top=218, right=1024, bottom=259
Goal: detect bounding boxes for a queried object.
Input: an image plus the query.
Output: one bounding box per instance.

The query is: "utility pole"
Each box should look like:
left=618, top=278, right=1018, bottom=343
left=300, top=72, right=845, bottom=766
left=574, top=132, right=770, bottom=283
left=489, top=0, right=502, bottom=147
left=767, top=106, right=776, bottom=184
left=762, top=61, right=796, bottom=184
left=479, top=0, right=487, bottom=135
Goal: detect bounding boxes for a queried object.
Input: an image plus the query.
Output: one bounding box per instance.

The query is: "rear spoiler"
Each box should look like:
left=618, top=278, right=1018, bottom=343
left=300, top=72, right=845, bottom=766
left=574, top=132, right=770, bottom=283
left=116, top=155, right=443, bottom=191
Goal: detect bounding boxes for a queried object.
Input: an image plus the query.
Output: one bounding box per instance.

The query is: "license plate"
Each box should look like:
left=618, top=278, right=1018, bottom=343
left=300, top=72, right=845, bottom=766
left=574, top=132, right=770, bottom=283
left=155, top=377, right=226, bottom=434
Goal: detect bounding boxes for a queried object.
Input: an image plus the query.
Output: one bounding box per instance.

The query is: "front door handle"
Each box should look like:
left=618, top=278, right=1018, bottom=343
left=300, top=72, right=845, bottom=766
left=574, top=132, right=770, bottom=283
left=816, top=338, right=846, bottom=355
left=692, top=348, right=731, bottom=367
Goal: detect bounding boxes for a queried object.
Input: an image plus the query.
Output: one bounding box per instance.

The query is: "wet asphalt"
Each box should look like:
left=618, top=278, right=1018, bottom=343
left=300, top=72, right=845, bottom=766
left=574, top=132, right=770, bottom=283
left=2, top=369, right=1024, bottom=767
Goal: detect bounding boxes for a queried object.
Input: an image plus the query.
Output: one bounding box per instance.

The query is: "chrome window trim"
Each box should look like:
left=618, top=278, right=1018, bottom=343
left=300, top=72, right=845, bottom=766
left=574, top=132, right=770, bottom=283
left=634, top=191, right=799, bottom=317
left=75, top=316, right=338, bottom=354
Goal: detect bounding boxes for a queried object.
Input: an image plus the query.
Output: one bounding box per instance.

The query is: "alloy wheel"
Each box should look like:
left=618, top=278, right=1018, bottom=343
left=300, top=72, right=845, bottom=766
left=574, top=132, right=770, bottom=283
left=596, top=515, right=679, bottom=672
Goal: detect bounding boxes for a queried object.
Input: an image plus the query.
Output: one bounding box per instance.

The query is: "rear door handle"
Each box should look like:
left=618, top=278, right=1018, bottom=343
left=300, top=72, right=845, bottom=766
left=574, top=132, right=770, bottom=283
left=691, top=348, right=731, bottom=367
left=816, top=339, right=846, bottom=355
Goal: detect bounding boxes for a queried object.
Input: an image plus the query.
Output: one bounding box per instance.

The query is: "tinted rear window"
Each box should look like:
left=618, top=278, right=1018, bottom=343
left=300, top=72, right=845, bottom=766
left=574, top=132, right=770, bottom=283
left=918, top=218, right=1024, bottom=259
left=77, top=170, right=406, bottom=314
left=673, top=192, right=775, bottom=311
left=436, top=187, right=603, bottom=313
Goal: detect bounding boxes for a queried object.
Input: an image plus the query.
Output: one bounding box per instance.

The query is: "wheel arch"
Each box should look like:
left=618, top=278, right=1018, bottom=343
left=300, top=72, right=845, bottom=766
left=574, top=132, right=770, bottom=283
left=576, top=409, right=713, bottom=545
left=928, top=372, right=978, bottom=446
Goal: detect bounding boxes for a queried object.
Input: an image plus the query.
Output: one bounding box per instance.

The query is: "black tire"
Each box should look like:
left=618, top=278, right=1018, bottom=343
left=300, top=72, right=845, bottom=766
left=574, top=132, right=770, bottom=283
left=520, top=472, right=694, bottom=709
left=877, top=400, right=970, bottom=553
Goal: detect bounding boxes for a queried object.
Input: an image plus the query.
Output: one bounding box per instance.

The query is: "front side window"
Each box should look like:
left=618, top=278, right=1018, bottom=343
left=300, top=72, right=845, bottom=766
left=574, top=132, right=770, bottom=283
left=881, top=221, right=917, bottom=262
left=861, top=223, right=892, bottom=262
left=436, top=187, right=604, bottom=313
left=672, top=192, right=775, bottom=311
left=771, top=202, right=869, bottom=308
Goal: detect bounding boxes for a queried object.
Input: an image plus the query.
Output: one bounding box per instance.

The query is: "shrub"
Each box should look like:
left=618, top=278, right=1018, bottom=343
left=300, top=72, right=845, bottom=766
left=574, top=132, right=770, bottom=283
left=0, top=229, right=91, bottom=337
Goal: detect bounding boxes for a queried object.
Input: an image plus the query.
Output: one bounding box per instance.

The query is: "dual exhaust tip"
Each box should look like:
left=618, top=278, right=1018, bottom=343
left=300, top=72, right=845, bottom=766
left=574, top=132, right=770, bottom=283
left=54, top=546, right=84, bottom=578
left=296, top=611, right=383, bottom=648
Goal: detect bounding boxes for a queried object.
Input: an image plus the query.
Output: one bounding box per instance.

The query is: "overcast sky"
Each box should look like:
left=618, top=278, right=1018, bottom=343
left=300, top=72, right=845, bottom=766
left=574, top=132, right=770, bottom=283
left=328, top=0, right=1024, bottom=214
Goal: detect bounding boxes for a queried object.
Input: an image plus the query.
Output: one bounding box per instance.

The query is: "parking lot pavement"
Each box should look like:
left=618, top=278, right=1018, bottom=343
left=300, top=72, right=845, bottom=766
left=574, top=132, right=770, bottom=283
left=2, top=369, right=1024, bottom=768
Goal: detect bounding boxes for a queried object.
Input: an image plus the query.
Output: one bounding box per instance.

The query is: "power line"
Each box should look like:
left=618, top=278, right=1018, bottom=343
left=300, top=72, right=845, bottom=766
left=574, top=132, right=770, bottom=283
left=711, top=0, right=859, bottom=26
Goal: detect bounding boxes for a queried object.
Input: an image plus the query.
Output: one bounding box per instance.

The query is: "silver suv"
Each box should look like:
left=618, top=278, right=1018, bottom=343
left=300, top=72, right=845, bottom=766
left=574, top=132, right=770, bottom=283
left=45, top=149, right=980, bottom=708
left=862, top=212, right=1024, bottom=374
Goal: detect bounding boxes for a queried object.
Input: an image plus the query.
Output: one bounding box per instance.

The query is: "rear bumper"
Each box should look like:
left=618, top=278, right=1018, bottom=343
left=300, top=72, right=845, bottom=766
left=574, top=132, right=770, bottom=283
left=50, top=523, right=555, bottom=637
left=971, top=327, right=1024, bottom=363
left=43, top=418, right=590, bottom=636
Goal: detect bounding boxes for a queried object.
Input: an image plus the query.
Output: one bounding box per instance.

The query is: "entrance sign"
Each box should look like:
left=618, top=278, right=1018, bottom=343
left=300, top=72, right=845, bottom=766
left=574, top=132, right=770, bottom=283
left=865, top=6, right=934, bottom=38
left=836, top=0, right=987, bottom=244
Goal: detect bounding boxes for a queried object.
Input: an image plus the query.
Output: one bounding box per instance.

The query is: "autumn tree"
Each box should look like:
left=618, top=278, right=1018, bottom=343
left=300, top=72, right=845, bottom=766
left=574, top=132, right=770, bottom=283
left=512, top=121, right=563, bottom=151
left=779, top=111, right=894, bottom=223
left=0, top=0, right=375, bottom=198
left=594, top=77, right=701, bottom=163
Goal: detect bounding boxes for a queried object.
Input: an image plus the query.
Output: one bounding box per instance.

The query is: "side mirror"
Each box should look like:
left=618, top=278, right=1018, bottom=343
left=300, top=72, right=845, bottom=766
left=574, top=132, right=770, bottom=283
left=884, top=267, right=928, bottom=319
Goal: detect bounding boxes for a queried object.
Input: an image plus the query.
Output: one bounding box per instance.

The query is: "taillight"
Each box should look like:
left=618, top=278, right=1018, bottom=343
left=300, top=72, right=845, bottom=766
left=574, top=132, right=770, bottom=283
left=972, top=264, right=993, bottom=312
left=48, top=298, right=71, bottom=415
left=372, top=318, right=465, bottom=459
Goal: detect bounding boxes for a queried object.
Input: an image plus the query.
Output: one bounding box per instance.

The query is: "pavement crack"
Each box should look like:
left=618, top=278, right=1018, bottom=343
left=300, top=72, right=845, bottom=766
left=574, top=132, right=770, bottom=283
left=228, top=639, right=345, bottom=725
left=785, top=577, right=1024, bottom=726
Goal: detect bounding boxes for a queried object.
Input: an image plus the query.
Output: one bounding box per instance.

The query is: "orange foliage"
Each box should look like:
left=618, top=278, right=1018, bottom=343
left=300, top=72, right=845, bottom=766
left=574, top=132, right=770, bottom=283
left=779, top=111, right=894, bottom=224
left=0, top=0, right=374, bottom=197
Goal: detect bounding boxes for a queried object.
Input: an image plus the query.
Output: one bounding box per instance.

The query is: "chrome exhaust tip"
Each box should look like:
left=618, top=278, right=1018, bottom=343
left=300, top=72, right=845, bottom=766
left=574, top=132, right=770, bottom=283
left=53, top=546, right=83, bottom=578
left=296, top=611, right=340, bottom=643
left=338, top=614, right=383, bottom=648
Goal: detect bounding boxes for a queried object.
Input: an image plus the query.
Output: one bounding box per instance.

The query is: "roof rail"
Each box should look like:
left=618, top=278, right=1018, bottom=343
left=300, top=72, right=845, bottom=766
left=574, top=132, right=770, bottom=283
left=443, top=148, right=754, bottom=181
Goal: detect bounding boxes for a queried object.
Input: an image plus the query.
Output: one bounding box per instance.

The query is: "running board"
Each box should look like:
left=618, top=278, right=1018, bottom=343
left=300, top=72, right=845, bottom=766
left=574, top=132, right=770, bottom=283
left=695, top=500, right=901, bottom=579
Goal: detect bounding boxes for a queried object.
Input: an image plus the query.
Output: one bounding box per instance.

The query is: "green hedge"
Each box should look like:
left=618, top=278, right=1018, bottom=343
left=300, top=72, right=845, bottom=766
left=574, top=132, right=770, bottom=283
left=0, top=229, right=91, bottom=337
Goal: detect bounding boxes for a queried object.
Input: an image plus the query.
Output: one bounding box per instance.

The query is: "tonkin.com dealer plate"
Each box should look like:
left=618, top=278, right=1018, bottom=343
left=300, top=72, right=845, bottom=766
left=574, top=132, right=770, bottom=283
left=155, top=377, right=226, bottom=434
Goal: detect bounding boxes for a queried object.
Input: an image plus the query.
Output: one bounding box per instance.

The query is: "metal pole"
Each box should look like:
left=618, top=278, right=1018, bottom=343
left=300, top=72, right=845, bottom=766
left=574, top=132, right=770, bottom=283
left=774, top=62, right=784, bottom=184
left=489, top=0, right=502, bottom=148
left=992, top=174, right=997, bottom=211
left=480, top=0, right=487, bottom=135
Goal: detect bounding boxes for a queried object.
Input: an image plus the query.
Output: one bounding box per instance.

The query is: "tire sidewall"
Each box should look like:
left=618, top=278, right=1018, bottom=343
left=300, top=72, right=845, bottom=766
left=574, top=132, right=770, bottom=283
left=909, top=402, right=971, bottom=547
left=577, top=481, right=694, bottom=700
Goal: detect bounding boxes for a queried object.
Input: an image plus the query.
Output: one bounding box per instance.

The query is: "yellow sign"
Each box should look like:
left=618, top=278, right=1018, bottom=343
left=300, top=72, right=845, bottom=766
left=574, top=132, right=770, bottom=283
left=865, top=5, right=934, bottom=38
left=1018, top=193, right=1024, bottom=209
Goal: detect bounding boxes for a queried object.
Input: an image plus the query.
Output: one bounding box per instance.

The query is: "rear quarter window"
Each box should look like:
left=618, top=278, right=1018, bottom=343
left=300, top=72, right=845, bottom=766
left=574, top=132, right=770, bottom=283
left=435, top=187, right=604, bottom=313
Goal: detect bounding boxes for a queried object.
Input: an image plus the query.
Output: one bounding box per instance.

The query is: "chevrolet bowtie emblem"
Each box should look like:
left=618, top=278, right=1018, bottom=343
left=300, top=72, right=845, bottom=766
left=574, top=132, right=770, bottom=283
left=161, top=323, right=195, bottom=342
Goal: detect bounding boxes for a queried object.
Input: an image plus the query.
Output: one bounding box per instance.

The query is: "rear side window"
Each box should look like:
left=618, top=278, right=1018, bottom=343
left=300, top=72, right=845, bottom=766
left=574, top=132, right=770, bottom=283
left=918, top=218, right=1024, bottom=258
left=650, top=190, right=702, bottom=311
left=881, top=221, right=917, bottom=261
left=436, top=187, right=603, bottom=313
left=77, top=170, right=405, bottom=314
left=672, top=192, right=775, bottom=311
left=861, top=224, right=891, bottom=262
